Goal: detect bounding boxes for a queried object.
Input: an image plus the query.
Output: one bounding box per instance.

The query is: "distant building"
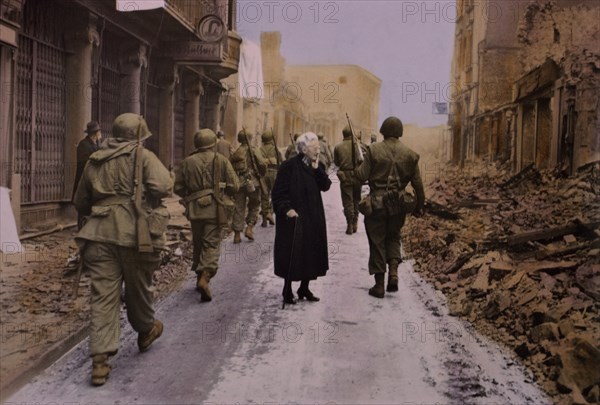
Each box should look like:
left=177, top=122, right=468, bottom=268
left=223, top=32, right=381, bottom=150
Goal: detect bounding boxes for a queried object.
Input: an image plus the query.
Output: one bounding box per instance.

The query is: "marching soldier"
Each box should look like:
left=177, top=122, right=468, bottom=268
left=317, top=132, right=333, bottom=170
left=216, top=130, right=233, bottom=159
left=259, top=130, right=283, bottom=227
left=174, top=129, right=239, bottom=302
left=334, top=126, right=363, bottom=235
left=230, top=130, right=267, bottom=243
left=285, top=133, right=300, bottom=160
left=74, top=113, right=173, bottom=386
left=353, top=116, right=425, bottom=298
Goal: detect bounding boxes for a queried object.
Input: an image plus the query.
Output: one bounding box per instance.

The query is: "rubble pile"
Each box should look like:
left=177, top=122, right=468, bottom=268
left=405, top=161, right=600, bottom=405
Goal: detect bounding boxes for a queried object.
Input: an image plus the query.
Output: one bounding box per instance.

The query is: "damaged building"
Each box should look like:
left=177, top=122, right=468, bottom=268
left=449, top=0, right=600, bottom=173
left=0, top=0, right=240, bottom=231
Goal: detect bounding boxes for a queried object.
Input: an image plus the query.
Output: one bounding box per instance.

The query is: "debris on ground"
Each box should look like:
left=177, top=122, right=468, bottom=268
left=405, top=161, right=600, bottom=405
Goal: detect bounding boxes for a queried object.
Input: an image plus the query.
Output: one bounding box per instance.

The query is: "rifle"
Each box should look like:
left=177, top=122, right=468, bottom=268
left=133, top=118, right=154, bottom=253
left=346, top=113, right=364, bottom=169
left=243, top=128, right=268, bottom=196
left=212, top=153, right=228, bottom=227
left=272, top=127, right=283, bottom=167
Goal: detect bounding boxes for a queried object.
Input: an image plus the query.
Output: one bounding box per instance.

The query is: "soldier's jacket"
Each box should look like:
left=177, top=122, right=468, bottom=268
left=334, top=138, right=363, bottom=171
left=285, top=143, right=297, bottom=160
left=230, top=144, right=267, bottom=186
left=174, top=150, right=239, bottom=220
left=216, top=139, right=233, bottom=159
left=319, top=140, right=333, bottom=168
left=354, top=138, right=425, bottom=210
left=260, top=142, right=283, bottom=167
left=74, top=138, right=173, bottom=249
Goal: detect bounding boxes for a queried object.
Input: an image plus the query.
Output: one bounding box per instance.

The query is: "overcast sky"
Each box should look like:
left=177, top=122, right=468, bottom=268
left=236, top=0, right=456, bottom=127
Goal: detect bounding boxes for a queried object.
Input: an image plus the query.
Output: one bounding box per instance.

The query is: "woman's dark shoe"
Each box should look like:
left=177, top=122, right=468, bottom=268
left=283, top=292, right=297, bottom=305
left=297, top=288, right=320, bottom=302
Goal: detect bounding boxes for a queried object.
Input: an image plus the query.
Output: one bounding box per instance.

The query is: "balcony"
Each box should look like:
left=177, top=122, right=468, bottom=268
left=166, top=0, right=234, bottom=32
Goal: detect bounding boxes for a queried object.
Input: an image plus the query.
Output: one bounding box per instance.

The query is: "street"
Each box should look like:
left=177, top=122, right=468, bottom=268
left=6, top=182, right=550, bottom=404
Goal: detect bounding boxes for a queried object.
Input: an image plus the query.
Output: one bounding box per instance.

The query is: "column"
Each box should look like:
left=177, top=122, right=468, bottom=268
left=184, top=76, right=203, bottom=156
left=64, top=12, right=99, bottom=200
left=120, top=43, right=148, bottom=114
left=157, top=60, right=178, bottom=168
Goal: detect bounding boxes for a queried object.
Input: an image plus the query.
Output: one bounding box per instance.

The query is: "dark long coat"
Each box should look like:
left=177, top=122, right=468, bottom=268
left=272, top=154, right=332, bottom=281
left=72, top=136, right=99, bottom=199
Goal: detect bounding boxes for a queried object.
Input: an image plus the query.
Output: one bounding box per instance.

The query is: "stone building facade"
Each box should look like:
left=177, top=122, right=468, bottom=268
left=0, top=0, right=240, bottom=230
left=449, top=0, right=599, bottom=173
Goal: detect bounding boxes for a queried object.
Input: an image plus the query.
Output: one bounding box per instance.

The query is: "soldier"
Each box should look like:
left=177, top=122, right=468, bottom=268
left=73, top=113, right=173, bottom=386
left=285, top=133, right=300, bottom=160
left=216, top=130, right=233, bottom=159
left=334, top=126, right=363, bottom=235
left=259, top=130, right=283, bottom=227
left=73, top=121, right=102, bottom=228
left=230, top=130, right=267, bottom=243
left=174, top=129, right=239, bottom=302
left=317, top=132, right=334, bottom=170
left=353, top=116, right=425, bottom=298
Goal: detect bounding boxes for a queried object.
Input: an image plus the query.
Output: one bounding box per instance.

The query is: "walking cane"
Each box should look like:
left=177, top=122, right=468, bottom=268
left=282, top=216, right=298, bottom=310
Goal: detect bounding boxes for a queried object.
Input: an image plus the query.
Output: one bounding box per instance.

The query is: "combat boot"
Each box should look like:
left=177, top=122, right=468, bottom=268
left=195, top=271, right=204, bottom=292
left=244, top=225, right=255, bottom=240
left=345, top=223, right=353, bottom=235
left=233, top=231, right=241, bottom=244
left=261, top=216, right=268, bottom=227
left=266, top=213, right=275, bottom=225
left=368, top=274, right=385, bottom=298
left=387, top=260, right=400, bottom=292
left=352, top=219, right=358, bottom=233
left=197, top=272, right=212, bottom=302
left=91, top=354, right=111, bottom=386
left=138, top=319, right=164, bottom=352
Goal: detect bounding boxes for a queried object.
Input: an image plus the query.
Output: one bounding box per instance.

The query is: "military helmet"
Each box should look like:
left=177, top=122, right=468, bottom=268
left=216, top=130, right=225, bottom=138
left=112, top=113, right=152, bottom=141
left=237, top=130, right=252, bottom=144
left=261, top=130, right=274, bottom=143
left=380, top=116, right=403, bottom=138
left=342, top=125, right=352, bottom=138
left=317, top=132, right=324, bottom=140
left=194, top=129, right=217, bottom=150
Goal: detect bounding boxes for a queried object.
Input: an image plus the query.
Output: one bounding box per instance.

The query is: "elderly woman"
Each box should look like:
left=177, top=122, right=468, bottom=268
left=272, top=132, right=332, bottom=305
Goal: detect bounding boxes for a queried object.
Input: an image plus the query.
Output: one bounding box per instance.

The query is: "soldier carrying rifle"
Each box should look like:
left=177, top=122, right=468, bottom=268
left=73, top=113, right=173, bottom=386
left=230, top=129, right=267, bottom=243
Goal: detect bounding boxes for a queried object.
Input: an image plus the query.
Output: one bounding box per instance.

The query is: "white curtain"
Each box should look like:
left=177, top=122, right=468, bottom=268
left=238, top=39, right=264, bottom=99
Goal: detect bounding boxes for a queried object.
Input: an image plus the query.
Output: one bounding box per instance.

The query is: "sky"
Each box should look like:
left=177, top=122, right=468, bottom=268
left=236, top=0, right=457, bottom=127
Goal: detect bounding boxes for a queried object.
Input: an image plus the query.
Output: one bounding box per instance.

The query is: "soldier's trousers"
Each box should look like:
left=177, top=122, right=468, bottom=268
left=84, top=241, right=160, bottom=356
left=232, top=186, right=261, bottom=232
left=191, top=219, right=222, bottom=278
left=340, top=181, right=361, bottom=224
left=364, top=210, right=406, bottom=275
left=260, top=168, right=277, bottom=217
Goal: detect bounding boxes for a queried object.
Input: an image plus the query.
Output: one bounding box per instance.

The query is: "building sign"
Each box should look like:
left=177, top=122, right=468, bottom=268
left=162, top=41, right=225, bottom=62
left=196, top=14, right=226, bottom=43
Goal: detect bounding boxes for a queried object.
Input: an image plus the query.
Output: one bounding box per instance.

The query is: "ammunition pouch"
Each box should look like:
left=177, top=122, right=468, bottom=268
left=147, top=205, right=170, bottom=237
left=382, top=190, right=416, bottom=216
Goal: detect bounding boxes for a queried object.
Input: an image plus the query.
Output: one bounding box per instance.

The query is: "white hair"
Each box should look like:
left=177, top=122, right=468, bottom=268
left=295, top=132, right=319, bottom=154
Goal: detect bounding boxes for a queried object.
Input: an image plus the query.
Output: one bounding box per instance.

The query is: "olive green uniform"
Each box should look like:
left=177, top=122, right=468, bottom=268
left=354, top=137, right=425, bottom=275
left=174, top=150, right=239, bottom=279
left=334, top=137, right=363, bottom=228
left=259, top=141, right=283, bottom=218
left=230, top=143, right=267, bottom=232
left=74, top=136, right=173, bottom=357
